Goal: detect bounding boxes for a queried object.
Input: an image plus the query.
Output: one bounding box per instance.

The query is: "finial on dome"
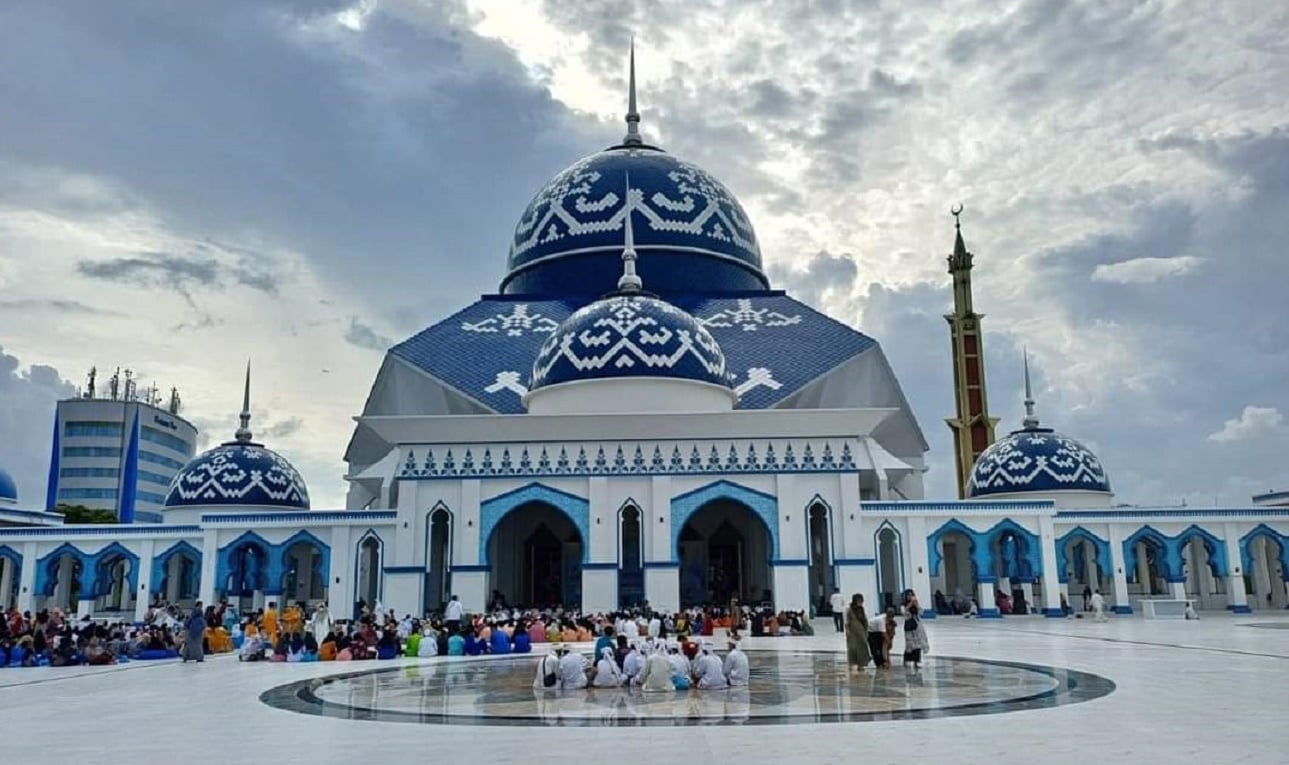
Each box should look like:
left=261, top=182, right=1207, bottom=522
left=951, top=203, right=968, bottom=259
left=1022, top=347, right=1040, bottom=430
left=234, top=361, right=253, bottom=443
left=623, top=38, right=643, bottom=146
left=618, top=172, right=643, bottom=292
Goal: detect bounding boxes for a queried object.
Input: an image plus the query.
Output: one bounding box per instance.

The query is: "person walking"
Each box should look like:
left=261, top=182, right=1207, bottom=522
left=829, top=588, right=846, bottom=633
left=867, top=607, right=889, bottom=668
left=181, top=601, right=206, bottom=663
left=1090, top=590, right=1108, bottom=622
left=844, top=593, right=871, bottom=671
left=901, top=604, right=930, bottom=670
left=444, top=595, right=464, bottom=634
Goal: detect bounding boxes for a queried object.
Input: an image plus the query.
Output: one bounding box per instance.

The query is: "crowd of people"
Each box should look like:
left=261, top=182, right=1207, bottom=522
left=2, top=590, right=929, bottom=678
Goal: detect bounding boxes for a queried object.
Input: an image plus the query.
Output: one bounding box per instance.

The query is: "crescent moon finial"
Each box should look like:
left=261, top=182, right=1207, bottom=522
left=950, top=202, right=964, bottom=218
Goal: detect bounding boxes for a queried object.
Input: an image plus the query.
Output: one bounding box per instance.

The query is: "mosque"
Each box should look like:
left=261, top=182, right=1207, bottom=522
left=1, top=59, right=1287, bottom=624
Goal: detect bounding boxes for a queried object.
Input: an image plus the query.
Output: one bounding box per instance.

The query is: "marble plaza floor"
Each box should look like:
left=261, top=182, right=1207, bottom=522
left=3, top=613, right=1288, bottom=764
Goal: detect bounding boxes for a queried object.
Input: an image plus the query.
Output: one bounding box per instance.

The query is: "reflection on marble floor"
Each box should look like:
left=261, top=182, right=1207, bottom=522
left=261, top=651, right=1114, bottom=726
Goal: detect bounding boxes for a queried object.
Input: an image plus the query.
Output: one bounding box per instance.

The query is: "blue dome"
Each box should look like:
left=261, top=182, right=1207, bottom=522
left=968, top=427, right=1111, bottom=498
left=164, top=441, right=310, bottom=510
left=529, top=294, right=731, bottom=392
left=0, top=465, right=16, bottom=504
left=503, top=146, right=768, bottom=296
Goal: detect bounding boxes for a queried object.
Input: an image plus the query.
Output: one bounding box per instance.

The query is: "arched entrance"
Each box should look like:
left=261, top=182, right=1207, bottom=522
left=1058, top=530, right=1110, bottom=612
left=425, top=508, right=452, bottom=614
left=875, top=525, right=904, bottom=613
left=222, top=539, right=270, bottom=612
left=38, top=547, right=86, bottom=611
left=281, top=535, right=328, bottom=605
left=94, top=552, right=134, bottom=613
left=931, top=529, right=976, bottom=614
left=1178, top=530, right=1226, bottom=609
left=1245, top=532, right=1288, bottom=610
left=356, top=533, right=383, bottom=614
left=1129, top=537, right=1169, bottom=596
left=618, top=504, right=644, bottom=608
left=0, top=548, right=20, bottom=610
left=487, top=501, right=584, bottom=609
left=807, top=502, right=836, bottom=613
left=154, top=543, right=201, bottom=606
left=677, top=499, right=773, bottom=608
left=993, top=529, right=1033, bottom=614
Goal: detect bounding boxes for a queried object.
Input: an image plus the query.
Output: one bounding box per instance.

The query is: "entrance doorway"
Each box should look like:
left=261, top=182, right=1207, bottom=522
left=487, top=501, right=583, bottom=609
left=677, top=499, right=772, bottom=608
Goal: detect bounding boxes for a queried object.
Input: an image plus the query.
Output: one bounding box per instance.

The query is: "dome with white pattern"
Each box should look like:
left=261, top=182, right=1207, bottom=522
left=528, top=293, right=731, bottom=394
left=0, top=465, right=16, bottom=505
left=163, top=367, right=310, bottom=510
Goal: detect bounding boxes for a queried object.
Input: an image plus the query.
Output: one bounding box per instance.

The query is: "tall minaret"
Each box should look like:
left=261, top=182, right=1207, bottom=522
left=944, top=206, right=999, bottom=498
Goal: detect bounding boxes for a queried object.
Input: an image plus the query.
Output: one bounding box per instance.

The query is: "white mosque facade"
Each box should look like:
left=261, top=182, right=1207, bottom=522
left=2, top=74, right=1288, bottom=624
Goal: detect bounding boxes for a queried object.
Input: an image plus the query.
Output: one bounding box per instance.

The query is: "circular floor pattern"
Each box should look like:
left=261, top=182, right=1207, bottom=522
left=261, top=651, right=1114, bottom=726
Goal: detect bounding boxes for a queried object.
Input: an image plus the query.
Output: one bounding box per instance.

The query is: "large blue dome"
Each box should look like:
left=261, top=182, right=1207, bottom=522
left=968, top=427, right=1111, bottom=498
left=503, top=146, right=768, bottom=296
left=164, top=441, right=310, bottom=510
left=528, top=294, right=731, bottom=392
left=0, top=465, right=16, bottom=504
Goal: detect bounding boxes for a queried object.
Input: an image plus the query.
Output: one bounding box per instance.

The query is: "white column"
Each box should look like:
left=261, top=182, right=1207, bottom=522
left=977, top=580, right=1000, bottom=618
left=329, top=525, right=352, bottom=615
left=1108, top=525, right=1131, bottom=614
left=134, top=539, right=155, bottom=622
left=905, top=515, right=933, bottom=617
left=0, top=558, right=13, bottom=609
left=1038, top=516, right=1062, bottom=617
left=1224, top=524, right=1249, bottom=613
left=1135, top=543, right=1151, bottom=593
left=772, top=563, right=809, bottom=613
left=17, top=543, right=36, bottom=613
left=198, top=529, right=218, bottom=606
left=53, top=554, right=72, bottom=608
left=1083, top=543, right=1101, bottom=592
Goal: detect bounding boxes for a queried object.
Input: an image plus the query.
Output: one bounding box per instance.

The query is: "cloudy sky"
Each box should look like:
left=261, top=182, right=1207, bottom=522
left=1, top=0, right=1286, bottom=508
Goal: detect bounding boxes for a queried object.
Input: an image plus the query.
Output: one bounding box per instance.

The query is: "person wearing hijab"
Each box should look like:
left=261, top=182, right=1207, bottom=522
left=692, top=642, right=728, bottom=690
left=667, top=643, right=692, bottom=689
left=638, top=642, right=675, bottom=692
left=557, top=645, right=589, bottom=690
left=308, top=604, right=332, bottom=641
left=622, top=641, right=645, bottom=684
left=534, top=645, right=562, bottom=690
left=418, top=625, right=438, bottom=657
left=181, top=601, right=206, bottom=663
left=845, top=593, right=871, bottom=671
left=592, top=647, right=624, bottom=687
left=723, top=637, right=750, bottom=687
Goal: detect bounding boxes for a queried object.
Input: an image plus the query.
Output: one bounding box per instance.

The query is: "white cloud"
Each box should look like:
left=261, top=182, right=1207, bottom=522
left=1091, top=256, right=1203, bottom=284
left=1208, top=406, right=1285, bottom=443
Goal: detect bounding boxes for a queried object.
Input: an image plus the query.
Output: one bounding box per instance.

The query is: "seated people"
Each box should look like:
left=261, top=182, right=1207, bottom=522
left=591, top=647, right=623, bottom=687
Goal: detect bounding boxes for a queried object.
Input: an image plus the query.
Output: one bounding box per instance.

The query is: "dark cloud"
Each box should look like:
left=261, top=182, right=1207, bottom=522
left=262, top=417, right=304, bottom=440
left=0, top=346, right=76, bottom=505
left=344, top=317, right=394, bottom=353
left=769, top=250, right=859, bottom=311
left=76, top=250, right=280, bottom=305
left=0, top=299, right=121, bottom=316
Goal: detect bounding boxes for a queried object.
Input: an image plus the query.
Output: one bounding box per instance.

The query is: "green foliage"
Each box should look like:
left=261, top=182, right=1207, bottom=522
left=54, top=504, right=119, bottom=524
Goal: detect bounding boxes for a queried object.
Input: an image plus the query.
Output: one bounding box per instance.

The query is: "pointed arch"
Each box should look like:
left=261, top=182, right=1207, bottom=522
left=89, top=542, right=140, bottom=599
left=0, top=545, right=21, bottom=568
left=425, top=502, right=454, bottom=613
left=1122, top=525, right=1182, bottom=582
left=926, top=519, right=989, bottom=580
left=480, top=482, right=590, bottom=564
left=670, top=479, right=779, bottom=558
left=216, top=531, right=273, bottom=596
left=1240, top=524, right=1289, bottom=576
left=1174, top=524, right=1229, bottom=577
left=983, top=518, right=1042, bottom=582
left=355, top=528, right=384, bottom=610
left=1055, top=527, right=1111, bottom=584
left=277, top=529, right=332, bottom=578
left=874, top=520, right=905, bottom=608
left=35, top=543, right=91, bottom=596
left=151, top=540, right=202, bottom=599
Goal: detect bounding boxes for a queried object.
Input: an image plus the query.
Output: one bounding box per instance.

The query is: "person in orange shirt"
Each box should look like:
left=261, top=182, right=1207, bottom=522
left=283, top=602, right=303, bottom=636
left=261, top=602, right=280, bottom=645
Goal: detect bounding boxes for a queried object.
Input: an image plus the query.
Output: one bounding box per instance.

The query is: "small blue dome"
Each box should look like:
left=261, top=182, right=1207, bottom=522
left=504, top=146, right=767, bottom=296
left=164, top=441, right=309, bottom=510
left=529, top=294, right=730, bottom=392
left=0, top=465, right=16, bottom=504
left=968, top=427, right=1111, bottom=498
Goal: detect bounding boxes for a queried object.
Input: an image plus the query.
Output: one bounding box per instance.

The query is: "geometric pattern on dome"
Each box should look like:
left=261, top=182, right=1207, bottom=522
left=164, top=442, right=310, bottom=510
left=0, top=465, right=16, bottom=503
left=507, top=148, right=762, bottom=283
left=968, top=428, right=1111, bottom=498
left=529, top=294, right=729, bottom=391
left=389, top=293, right=877, bottom=414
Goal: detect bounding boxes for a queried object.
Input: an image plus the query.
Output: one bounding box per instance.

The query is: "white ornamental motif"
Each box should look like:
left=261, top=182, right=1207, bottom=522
left=461, top=304, right=559, bottom=337
left=511, top=150, right=759, bottom=261
left=699, top=299, right=802, bottom=332
left=733, top=367, right=782, bottom=397
left=531, top=297, right=726, bottom=384
left=485, top=371, right=528, bottom=398
left=971, top=433, right=1108, bottom=491
left=168, top=445, right=309, bottom=505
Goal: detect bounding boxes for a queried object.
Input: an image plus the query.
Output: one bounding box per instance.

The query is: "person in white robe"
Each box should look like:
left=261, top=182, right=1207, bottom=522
left=592, top=647, right=624, bottom=687
left=647, top=616, right=661, bottom=638
left=723, top=638, right=750, bottom=687
left=418, top=626, right=438, bottom=657
left=622, top=642, right=645, bottom=684
left=1090, top=590, right=1108, bottom=622
left=558, top=646, right=589, bottom=690
left=667, top=643, right=692, bottom=685
left=693, top=643, right=728, bottom=690
left=638, top=643, right=675, bottom=692
left=308, top=605, right=332, bottom=640
left=533, top=648, right=562, bottom=690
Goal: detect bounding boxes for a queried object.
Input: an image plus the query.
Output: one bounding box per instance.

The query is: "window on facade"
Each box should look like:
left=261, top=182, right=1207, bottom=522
left=141, top=427, right=193, bottom=455
left=137, top=469, right=172, bottom=486
left=139, top=450, right=185, bottom=470
left=58, top=487, right=118, bottom=500
left=59, top=467, right=120, bottom=478
left=63, top=446, right=123, bottom=458
left=65, top=422, right=124, bottom=438
left=137, top=490, right=168, bottom=504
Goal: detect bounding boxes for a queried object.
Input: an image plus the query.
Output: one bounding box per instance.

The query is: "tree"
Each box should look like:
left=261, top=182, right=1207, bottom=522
left=54, top=504, right=118, bottom=524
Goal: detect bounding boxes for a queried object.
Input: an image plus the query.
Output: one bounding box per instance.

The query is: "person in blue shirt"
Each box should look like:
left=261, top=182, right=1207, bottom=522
left=463, top=629, right=483, bottom=656
left=447, top=630, right=466, bottom=656
left=512, top=622, right=532, bottom=654
left=490, top=625, right=512, bottom=655
left=594, top=625, right=615, bottom=660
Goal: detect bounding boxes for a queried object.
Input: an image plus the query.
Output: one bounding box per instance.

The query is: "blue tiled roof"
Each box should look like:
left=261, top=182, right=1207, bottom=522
left=390, top=292, right=877, bottom=413
left=503, top=146, right=768, bottom=296
left=968, top=427, right=1111, bottom=498
left=164, top=442, right=310, bottom=510
left=530, top=294, right=730, bottom=392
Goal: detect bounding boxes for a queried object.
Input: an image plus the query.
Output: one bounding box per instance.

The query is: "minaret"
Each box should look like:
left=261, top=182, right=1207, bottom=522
left=618, top=173, right=643, bottom=291
left=944, top=206, right=999, bottom=498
